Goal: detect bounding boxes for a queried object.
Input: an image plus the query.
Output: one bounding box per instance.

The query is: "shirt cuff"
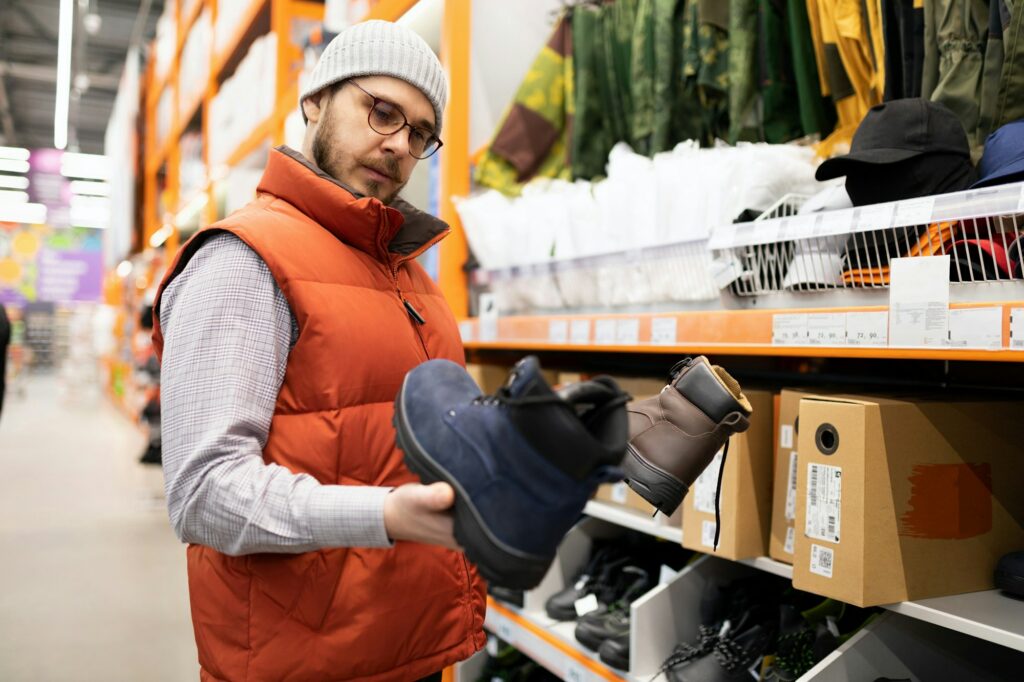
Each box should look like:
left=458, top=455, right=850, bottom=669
left=306, top=485, right=394, bottom=548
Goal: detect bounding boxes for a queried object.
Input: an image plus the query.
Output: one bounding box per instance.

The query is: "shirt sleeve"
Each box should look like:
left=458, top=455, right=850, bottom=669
left=159, top=232, right=394, bottom=555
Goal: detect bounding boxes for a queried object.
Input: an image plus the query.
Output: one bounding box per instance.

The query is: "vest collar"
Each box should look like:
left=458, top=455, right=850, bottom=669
left=257, top=146, right=449, bottom=262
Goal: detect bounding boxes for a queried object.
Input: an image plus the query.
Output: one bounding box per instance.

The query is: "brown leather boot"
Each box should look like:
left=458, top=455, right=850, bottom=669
left=623, top=357, right=752, bottom=521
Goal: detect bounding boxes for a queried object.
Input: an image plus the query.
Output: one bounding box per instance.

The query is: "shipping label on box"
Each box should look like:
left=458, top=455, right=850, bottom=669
left=805, top=463, right=842, bottom=544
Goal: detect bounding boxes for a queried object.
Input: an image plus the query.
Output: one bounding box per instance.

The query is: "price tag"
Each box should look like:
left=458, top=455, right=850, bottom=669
left=651, top=317, right=678, bottom=345
left=616, top=318, right=640, bottom=345
left=574, top=593, right=600, bottom=617
left=594, top=319, right=616, bottom=345
left=784, top=526, right=795, bottom=555
left=845, top=311, right=888, bottom=346
left=458, top=321, right=474, bottom=342
left=1017, top=185, right=1024, bottom=212
left=479, top=293, right=498, bottom=342
left=889, top=257, right=950, bottom=348
left=548, top=319, right=569, bottom=344
left=780, top=425, right=794, bottom=450
left=807, top=313, right=846, bottom=346
left=772, top=314, right=809, bottom=345
left=893, top=196, right=935, bottom=227
left=570, top=319, right=591, bottom=345
left=785, top=214, right=819, bottom=241
left=855, top=203, right=895, bottom=233
left=701, top=520, right=717, bottom=549
left=1011, top=309, right=1024, bottom=350
left=565, top=661, right=586, bottom=682
left=948, top=307, right=1003, bottom=349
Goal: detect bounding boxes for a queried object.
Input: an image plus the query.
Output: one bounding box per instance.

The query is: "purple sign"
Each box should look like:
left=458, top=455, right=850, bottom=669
left=37, top=249, right=103, bottom=302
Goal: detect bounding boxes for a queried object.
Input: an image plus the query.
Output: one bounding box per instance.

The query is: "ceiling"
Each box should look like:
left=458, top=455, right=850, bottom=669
left=0, top=0, right=166, bottom=155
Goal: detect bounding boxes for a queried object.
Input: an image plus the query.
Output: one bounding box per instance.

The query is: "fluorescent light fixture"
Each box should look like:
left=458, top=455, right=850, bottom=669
left=0, top=159, right=29, bottom=174
left=0, top=146, right=30, bottom=161
left=69, top=180, right=109, bottom=196
left=55, top=0, right=74, bottom=150
left=0, top=202, right=46, bottom=224
left=149, top=224, right=174, bottom=248
left=116, top=260, right=133, bottom=278
left=0, top=175, right=29, bottom=190
left=61, top=152, right=111, bottom=180
left=174, top=192, right=209, bottom=225
left=0, top=190, right=29, bottom=204
left=70, top=195, right=110, bottom=228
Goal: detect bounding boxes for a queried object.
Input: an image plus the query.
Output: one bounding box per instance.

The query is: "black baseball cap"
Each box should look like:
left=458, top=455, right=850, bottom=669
left=816, top=98, right=971, bottom=181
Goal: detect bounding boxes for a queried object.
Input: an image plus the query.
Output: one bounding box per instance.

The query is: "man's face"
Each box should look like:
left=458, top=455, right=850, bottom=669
left=307, top=75, right=435, bottom=204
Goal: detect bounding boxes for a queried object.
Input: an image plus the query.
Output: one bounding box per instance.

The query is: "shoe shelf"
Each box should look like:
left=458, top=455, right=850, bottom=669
left=458, top=300, right=1024, bottom=362
left=582, top=502, right=1024, bottom=655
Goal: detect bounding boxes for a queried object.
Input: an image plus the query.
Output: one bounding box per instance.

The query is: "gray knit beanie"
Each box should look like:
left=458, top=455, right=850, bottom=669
left=299, top=20, right=448, bottom=136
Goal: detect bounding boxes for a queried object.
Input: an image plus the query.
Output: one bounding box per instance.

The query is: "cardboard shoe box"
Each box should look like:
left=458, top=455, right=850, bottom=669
left=793, top=394, right=1024, bottom=607
left=682, top=389, right=775, bottom=560
left=768, top=389, right=822, bottom=564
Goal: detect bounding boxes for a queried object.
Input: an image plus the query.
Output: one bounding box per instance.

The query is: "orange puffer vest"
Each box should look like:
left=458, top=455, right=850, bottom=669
left=153, top=147, right=487, bottom=681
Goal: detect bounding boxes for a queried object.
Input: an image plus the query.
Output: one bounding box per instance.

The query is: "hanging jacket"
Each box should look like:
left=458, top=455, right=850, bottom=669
left=922, top=0, right=989, bottom=137
left=152, top=147, right=487, bottom=682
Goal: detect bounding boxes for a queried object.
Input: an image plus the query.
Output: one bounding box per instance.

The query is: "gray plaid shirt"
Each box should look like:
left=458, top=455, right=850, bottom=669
left=159, top=232, right=393, bottom=555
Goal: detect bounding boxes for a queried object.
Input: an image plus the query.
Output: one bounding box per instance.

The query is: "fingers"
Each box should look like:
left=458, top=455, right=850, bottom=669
left=420, top=482, right=455, bottom=510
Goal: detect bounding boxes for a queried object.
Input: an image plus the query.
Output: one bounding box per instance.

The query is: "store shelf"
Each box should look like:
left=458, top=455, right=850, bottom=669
left=583, top=501, right=681, bottom=543
left=486, top=598, right=635, bottom=682
left=459, top=301, right=1024, bottom=361
left=364, top=0, right=423, bottom=22
left=177, top=0, right=208, bottom=56
left=212, top=0, right=271, bottom=84
left=178, top=91, right=204, bottom=136
left=884, top=590, right=1024, bottom=654
left=225, top=108, right=280, bottom=167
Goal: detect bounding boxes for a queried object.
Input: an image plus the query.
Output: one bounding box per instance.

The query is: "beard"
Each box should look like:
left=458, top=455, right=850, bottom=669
left=311, top=105, right=406, bottom=205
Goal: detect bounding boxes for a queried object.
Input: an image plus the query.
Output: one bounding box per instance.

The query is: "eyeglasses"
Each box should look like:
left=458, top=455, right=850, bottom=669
left=348, top=81, right=443, bottom=159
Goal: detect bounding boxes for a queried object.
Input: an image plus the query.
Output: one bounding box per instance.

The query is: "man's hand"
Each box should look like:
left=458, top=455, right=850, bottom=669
left=383, top=482, right=462, bottom=551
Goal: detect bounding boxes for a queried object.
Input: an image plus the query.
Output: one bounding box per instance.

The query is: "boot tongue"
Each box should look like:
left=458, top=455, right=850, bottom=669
left=502, top=355, right=556, bottom=400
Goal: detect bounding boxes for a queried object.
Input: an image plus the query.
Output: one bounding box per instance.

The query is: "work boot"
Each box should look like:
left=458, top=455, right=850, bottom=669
left=394, top=356, right=630, bottom=589
left=623, top=357, right=752, bottom=523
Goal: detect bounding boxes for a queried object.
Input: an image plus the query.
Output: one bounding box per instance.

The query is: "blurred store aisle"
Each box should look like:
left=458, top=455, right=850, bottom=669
left=0, top=375, right=197, bottom=681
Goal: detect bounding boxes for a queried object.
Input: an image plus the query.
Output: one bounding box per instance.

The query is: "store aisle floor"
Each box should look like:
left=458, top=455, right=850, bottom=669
left=0, top=374, right=198, bottom=681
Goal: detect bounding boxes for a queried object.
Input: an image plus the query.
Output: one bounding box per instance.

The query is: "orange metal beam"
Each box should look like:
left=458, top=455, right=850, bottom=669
left=439, top=0, right=472, bottom=318
left=362, top=0, right=421, bottom=22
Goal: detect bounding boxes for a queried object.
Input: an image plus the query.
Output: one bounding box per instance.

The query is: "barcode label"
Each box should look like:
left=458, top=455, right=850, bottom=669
left=693, top=450, right=725, bottom=514
left=806, top=463, right=842, bottom=543
left=810, top=544, right=835, bottom=578
left=784, top=526, right=795, bottom=555
left=780, top=424, right=794, bottom=449
left=701, top=520, right=717, bottom=548
left=784, top=452, right=798, bottom=521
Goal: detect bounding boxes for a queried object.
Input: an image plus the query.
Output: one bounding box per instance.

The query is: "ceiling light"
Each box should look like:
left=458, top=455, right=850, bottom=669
left=0, top=190, right=29, bottom=204
left=0, top=175, right=29, bottom=190
left=70, top=180, right=109, bottom=196
left=55, top=0, right=74, bottom=150
left=0, top=159, right=29, bottom=174
left=61, top=152, right=111, bottom=180
left=0, top=202, right=46, bottom=224
left=0, top=146, right=30, bottom=161
left=116, top=260, right=133, bottom=278
left=174, top=193, right=209, bottom=225
left=149, top=224, right=174, bottom=248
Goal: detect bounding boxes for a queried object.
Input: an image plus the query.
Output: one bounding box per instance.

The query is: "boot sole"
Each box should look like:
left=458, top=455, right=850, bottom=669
left=621, top=445, right=686, bottom=516
left=393, top=384, right=552, bottom=590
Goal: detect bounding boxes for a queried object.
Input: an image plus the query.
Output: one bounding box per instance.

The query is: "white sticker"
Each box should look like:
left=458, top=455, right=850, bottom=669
left=948, top=307, right=1003, bottom=349
left=458, top=321, right=474, bottom=342
left=610, top=482, right=629, bottom=504
left=806, top=463, right=842, bottom=543
left=784, top=526, right=795, bottom=555
left=773, top=313, right=809, bottom=345
left=574, top=593, right=600, bottom=617
left=479, top=292, right=498, bottom=319
left=807, top=313, right=846, bottom=346
left=486, top=634, right=499, bottom=657
left=651, top=317, right=678, bottom=345
left=693, top=449, right=724, bottom=514
left=701, top=519, right=717, bottom=548
left=1018, top=185, right=1024, bottom=212
left=780, top=424, right=794, bottom=450
left=659, top=564, right=680, bottom=586
left=616, top=318, right=640, bottom=345
left=855, top=203, right=895, bottom=233
left=1012, top=309, right=1024, bottom=350
left=889, top=257, right=950, bottom=348
left=893, top=196, right=935, bottom=227
left=784, top=451, right=799, bottom=521
left=594, top=319, right=616, bottom=345
left=570, top=319, right=591, bottom=345
left=845, top=311, right=889, bottom=346
left=784, top=214, right=820, bottom=241
left=548, top=319, right=568, bottom=344
left=817, top=209, right=854, bottom=236
left=810, top=544, right=835, bottom=578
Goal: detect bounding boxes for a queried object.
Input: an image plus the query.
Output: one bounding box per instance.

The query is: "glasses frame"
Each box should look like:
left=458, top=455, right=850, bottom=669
left=347, top=80, right=444, bottom=160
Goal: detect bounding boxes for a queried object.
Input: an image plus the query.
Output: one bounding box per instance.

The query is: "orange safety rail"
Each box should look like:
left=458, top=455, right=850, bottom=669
left=486, top=599, right=626, bottom=682
left=460, top=303, right=1024, bottom=362
left=439, top=0, right=472, bottom=318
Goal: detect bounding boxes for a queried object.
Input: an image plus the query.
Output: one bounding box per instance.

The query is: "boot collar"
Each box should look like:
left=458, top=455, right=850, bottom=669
left=257, top=146, right=449, bottom=262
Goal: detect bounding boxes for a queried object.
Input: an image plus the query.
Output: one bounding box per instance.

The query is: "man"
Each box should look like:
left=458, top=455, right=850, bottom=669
left=153, top=21, right=486, bottom=682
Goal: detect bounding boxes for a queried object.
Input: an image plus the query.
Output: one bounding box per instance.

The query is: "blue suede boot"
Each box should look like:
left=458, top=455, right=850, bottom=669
left=394, top=356, right=630, bottom=588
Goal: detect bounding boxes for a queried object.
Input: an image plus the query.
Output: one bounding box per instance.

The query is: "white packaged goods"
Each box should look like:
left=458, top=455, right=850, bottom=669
left=178, top=10, right=212, bottom=120
left=210, top=33, right=278, bottom=167
left=153, top=8, right=177, bottom=83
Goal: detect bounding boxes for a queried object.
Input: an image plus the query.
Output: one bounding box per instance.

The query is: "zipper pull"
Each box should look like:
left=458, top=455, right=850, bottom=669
left=403, top=298, right=426, bottom=325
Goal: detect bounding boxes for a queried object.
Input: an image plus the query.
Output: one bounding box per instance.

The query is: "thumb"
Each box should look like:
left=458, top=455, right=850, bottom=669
left=417, top=482, right=456, bottom=510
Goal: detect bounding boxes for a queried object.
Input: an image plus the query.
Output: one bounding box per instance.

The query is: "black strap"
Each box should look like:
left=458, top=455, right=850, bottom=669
left=713, top=439, right=730, bottom=551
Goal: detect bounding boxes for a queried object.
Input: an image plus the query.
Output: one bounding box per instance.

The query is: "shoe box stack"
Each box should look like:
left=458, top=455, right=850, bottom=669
left=463, top=357, right=1024, bottom=679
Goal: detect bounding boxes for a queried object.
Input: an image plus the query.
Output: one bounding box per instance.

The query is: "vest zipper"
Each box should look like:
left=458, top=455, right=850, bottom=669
left=388, top=260, right=431, bottom=359
left=402, top=297, right=425, bottom=325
